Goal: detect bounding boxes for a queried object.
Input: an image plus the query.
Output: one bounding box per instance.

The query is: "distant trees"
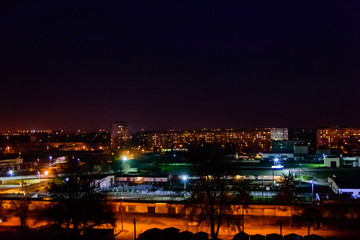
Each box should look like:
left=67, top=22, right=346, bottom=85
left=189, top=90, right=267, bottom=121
left=301, top=202, right=323, bottom=234
left=321, top=195, right=355, bottom=229
left=11, top=197, right=30, bottom=229
left=0, top=200, right=7, bottom=222
left=38, top=160, right=115, bottom=236
left=275, top=174, right=297, bottom=205
left=231, top=178, right=251, bottom=232
left=275, top=174, right=300, bottom=227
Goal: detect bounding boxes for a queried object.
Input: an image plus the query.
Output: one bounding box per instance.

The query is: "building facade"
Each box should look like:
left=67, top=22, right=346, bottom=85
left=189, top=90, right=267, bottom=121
left=316, top=127, right=360, bottom=152
left=111, top=121, right=130, bottom=150
left=132, top=128, right=271, bottom=153
left=270, top=128, right=288, bottom=141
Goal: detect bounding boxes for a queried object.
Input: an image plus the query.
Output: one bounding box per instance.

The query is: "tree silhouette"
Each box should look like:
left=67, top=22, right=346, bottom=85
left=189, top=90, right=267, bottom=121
left=39, top=161, right=115, bottom=237
left=301, top=202, right=323, bottom=233
left=186, top=144, right=249, bottom=239
left=275, top=174, right=300, bottom=228
left=11, top=197, right=29, bottom=229
left=231, top=179, right=251, bottom=232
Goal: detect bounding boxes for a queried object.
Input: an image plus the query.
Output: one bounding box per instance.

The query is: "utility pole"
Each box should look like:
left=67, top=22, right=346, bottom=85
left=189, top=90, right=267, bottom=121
left=133, top=218, right=137, bottom=240
left=120, top=198, right=123, bottom=231
left=261, top=175, right=264, bottom=204
left=299, top=163, right=302, bottom=186
left=311, top=179, right=314, bottom=201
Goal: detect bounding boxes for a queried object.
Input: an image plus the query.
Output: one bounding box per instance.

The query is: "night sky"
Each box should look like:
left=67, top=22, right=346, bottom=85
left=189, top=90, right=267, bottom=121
left=1, top=0, right=360, bottom=132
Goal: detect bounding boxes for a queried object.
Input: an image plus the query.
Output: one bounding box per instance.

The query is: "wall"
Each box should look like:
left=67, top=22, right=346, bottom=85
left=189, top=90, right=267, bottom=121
left=0, top=199, right=296, bottom=217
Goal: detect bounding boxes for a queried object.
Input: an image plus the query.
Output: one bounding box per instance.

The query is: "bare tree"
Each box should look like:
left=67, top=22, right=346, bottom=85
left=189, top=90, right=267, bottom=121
left=39, top=161, right=115, bottom=236
left=11, top=197, right=30, bottom=229
left=188, top=171, right=232, bottom=239
left=275, top=174, right=300, bottom=228
left=301, top=202, right=323, bottom=233
left=186, top=144, right=248, bottom=239
left=231, top=179, right=251, bottom=232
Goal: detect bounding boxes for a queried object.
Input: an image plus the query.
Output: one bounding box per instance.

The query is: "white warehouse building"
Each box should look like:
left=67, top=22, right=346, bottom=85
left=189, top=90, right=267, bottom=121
left=328, top=177, right=360, bottom=199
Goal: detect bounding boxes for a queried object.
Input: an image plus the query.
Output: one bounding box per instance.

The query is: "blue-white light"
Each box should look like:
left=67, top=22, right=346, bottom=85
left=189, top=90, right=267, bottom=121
left=271, top=165, right=284, bottom=169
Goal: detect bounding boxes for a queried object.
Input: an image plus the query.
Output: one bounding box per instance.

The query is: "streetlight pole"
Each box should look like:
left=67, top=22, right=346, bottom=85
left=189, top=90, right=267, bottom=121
left=299, top=163, right=302, bottom=187
left=261, top=175, right=264, bottom=202
left=182, top=176, right=188, bottom=191
left=311, top=179, right=314, bottom=201
left=133, top=218, right=137, bottom=240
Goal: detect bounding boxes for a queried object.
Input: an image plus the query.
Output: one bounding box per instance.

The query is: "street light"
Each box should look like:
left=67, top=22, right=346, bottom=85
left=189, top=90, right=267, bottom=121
left=271, top=158, right=284, bottom=169
left=274, top=157, right=279, bottom=167
left=311, top=179, right=314, bottom=201
left=182, top=175, right=188, bottom=191
left=8, top=170, right=13, bottom=177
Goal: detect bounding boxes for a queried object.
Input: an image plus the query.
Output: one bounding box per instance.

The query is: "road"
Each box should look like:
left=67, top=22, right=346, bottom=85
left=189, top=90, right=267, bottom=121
left=113, top=214, right=360, bottom=240
left=1, top=213, right=360, bottom=240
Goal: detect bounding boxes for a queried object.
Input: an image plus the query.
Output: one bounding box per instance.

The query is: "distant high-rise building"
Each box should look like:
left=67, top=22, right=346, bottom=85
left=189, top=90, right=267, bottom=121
left=111, top=121, right=130, bottom=150
left=270, top=128, right=288, bottom=141
left=131, top=128, right=271, bottom=153
left=316, top=127, right=360, bottom=153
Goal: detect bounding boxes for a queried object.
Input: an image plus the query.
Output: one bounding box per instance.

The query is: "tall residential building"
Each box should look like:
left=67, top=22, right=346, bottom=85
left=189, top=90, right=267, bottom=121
left=270, top=128, right=288, bottom=141
left=111, top=121, right=130, bottom=150
left=316, top=127, right=360, bottom=152
left=131, top=128, right=271, bottom=153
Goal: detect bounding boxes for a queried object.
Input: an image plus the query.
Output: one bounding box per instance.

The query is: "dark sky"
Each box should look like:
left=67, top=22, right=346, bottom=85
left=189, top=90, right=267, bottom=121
left=1, top=0, right=360, bottom=132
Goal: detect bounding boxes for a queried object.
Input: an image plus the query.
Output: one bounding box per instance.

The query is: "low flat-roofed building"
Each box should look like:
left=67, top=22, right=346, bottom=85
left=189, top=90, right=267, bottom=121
left=328, top=177, right=360, bottom=199
left=116, top=175, right=169, bottom=183
left=261, top=152, right=294, bottom=161
left=0, top=157, right=23, bottom=171
left=342, top=156, right=359, bottom=167
left=324, top=155, right=340, bottom=167
left=92, top=175, right=115, bottom=189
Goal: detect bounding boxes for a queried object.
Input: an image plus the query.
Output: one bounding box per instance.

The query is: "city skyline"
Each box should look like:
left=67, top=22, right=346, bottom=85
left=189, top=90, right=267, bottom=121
left=1, top=0, right=360, bottom=131
left=2, top=124, right=360, bottom=133
left=2, top=1, right=360, bottom=239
